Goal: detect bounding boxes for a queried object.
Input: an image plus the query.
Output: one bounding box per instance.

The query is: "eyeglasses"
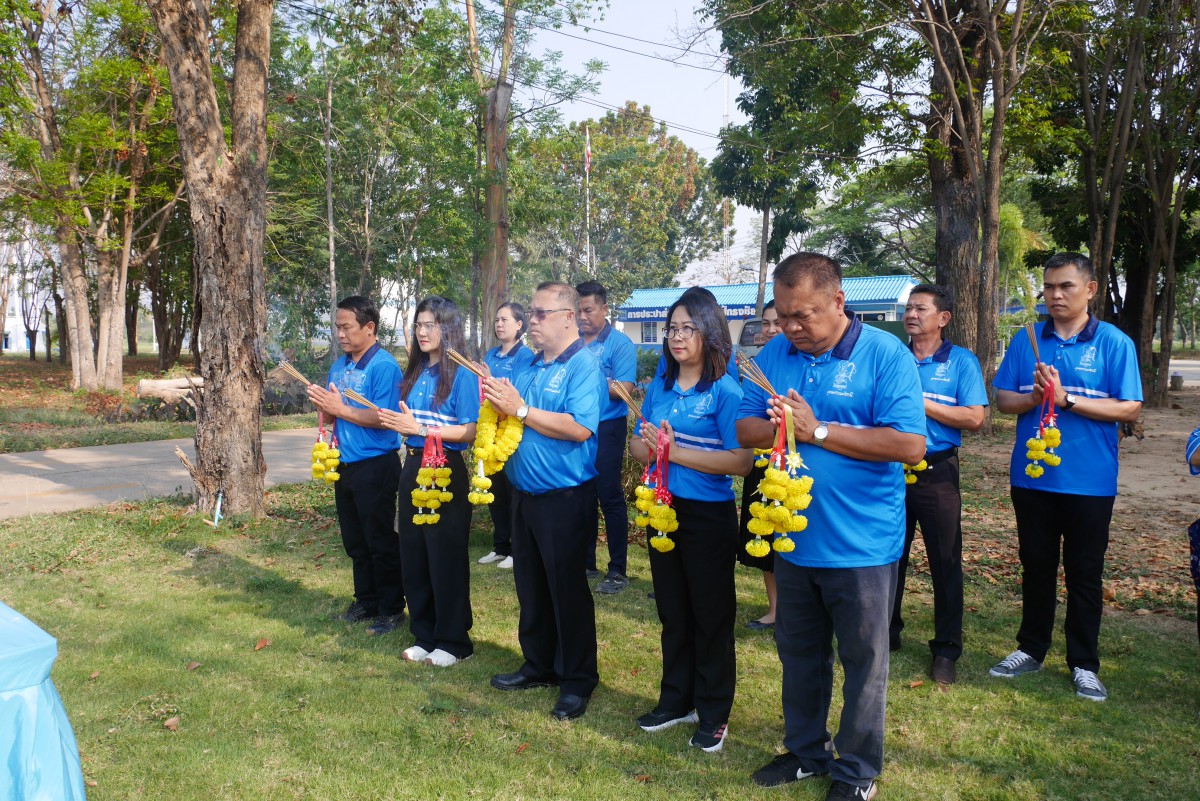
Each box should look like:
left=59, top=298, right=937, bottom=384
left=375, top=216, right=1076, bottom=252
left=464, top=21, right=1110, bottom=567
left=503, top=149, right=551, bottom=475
left=529, top=307, right=571, bottom=321
left=413, top=322, right=438, bottom=332
left=664, top=325, right=699, bottom=341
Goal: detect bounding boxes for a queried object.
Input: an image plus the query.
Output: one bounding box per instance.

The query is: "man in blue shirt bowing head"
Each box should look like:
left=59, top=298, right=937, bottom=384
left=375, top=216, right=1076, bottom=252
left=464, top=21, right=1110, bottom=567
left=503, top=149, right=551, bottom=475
left=737, top=253, right=925, bottom=801
left=482, top=281, right=606, bottom=722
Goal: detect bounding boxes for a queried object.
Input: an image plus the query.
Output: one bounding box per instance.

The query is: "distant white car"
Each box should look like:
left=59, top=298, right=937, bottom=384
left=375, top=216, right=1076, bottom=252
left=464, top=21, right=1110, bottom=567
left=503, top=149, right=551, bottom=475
left=737, top=317, right=767, bottom=360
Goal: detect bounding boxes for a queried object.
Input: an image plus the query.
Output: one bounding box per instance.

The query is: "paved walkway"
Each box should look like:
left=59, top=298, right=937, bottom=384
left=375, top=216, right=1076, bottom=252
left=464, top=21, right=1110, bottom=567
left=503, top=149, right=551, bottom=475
left=0, top=429, right=316, bottom=520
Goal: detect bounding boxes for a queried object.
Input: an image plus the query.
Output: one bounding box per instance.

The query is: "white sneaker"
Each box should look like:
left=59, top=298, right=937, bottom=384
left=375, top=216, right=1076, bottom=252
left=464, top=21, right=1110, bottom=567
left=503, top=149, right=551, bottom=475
left=497, top=556, right=514, bottom=569
left=402, top=645, right=430, bottom=662
left=478, top=551, right=503, bottom=564
left=425, top=648, right=468, bottom=667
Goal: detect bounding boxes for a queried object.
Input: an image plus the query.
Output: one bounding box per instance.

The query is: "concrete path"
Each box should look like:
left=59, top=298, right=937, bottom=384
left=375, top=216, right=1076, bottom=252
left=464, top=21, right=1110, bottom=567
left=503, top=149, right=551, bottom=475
left=0, top=429, right=316, bottom=520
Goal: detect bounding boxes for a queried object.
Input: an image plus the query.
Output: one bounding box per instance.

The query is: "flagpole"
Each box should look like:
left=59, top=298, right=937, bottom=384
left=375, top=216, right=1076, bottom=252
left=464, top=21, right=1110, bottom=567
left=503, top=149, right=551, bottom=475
left=585, top=126, right=593, bottom=277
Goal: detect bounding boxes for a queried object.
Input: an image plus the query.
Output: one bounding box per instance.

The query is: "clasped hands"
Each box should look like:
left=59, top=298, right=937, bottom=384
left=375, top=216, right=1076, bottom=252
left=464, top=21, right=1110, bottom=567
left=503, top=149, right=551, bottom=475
left=1029, top=362, right=1066, bottom=408
left=767, top=389, right=821, bottom=444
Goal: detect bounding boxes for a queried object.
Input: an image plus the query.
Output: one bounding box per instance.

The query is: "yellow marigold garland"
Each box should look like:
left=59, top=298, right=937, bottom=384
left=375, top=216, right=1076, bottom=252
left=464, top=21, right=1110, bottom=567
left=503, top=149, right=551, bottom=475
left=469, top=400, right=523, bottom=505
left=903, top=459, right=928, bottom=485
left=634, top=427, right=679, bottom=552
left=746, top=405, right=814, bottom=556
left=1025, top=379, right=1064, bottom=479
left=311, top=428, right=340, bottom=483
left=411, top=427, right=452, bottom=524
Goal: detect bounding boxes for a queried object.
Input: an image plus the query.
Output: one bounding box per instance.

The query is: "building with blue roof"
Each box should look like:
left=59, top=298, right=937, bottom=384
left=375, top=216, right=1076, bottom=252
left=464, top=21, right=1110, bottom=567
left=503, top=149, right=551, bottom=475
left=616, top=276, right=919, bottom=349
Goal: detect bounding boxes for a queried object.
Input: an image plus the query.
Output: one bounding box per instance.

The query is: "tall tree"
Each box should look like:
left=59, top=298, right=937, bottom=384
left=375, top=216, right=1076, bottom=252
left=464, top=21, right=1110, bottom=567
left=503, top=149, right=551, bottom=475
left=146, top=0, right=272, bottom=517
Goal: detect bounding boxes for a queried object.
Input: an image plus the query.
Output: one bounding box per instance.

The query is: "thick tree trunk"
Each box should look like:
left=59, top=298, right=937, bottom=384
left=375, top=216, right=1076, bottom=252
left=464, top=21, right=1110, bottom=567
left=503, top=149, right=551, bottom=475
left=755, top=201, right=771, bottom=317
left=148, top=0, right=271, bottom=517
left=53, top=225, right=99, bottom=388
left=323, top=73, right=337, bottom=364
left=480, top=82, right=513, bottom=348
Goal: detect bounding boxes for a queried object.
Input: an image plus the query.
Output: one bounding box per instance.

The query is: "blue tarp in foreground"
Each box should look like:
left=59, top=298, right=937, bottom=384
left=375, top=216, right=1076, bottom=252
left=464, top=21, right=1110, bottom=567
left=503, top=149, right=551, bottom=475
left=1, top=601, right=86, bottom=801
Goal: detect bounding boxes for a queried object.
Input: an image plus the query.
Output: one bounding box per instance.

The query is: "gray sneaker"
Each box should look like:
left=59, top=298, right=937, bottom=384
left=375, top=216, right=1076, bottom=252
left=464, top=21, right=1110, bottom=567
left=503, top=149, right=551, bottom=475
left=988, top=649, right=1043, bottom=678
left=595, top=571, right=629, bottom=595
left=1072, top=668, right=1108, bottom=702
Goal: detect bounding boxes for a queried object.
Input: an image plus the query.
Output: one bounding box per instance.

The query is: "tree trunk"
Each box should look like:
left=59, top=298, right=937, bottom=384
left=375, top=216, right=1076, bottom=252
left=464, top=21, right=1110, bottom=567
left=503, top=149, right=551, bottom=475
left=323, top=72, right=338, bottom=364
left=148, top=0, right=272, bottom=517
left=126, top=280, right=140, bottom=357
left=754, top=201, right=771, bottom=317
left=43, top=306, right=52, bottom=362
left=480, top=82, right=513, bottom=349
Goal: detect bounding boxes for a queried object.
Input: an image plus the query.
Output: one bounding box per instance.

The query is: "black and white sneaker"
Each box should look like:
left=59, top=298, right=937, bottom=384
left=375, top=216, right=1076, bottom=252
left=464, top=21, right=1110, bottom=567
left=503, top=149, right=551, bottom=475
left=1072, top=668, right=1108, bottom=702
left=689, top=720, right=728, bottom=753
left=336, top=601, right=375, bottom=623
left=751, top=752, right=828, bottom=788
left=636, top=707, right=698, bottom=732
left=826, top=780, right=877, bottom=801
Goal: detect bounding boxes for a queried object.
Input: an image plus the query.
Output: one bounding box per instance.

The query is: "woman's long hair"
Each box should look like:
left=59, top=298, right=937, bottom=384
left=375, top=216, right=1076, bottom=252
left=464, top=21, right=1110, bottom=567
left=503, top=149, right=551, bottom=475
left=400, top=296, right=466, bottom=410
left=662, top=288, right=732, bottom=387
left=498, top=301, right=528, bottom=344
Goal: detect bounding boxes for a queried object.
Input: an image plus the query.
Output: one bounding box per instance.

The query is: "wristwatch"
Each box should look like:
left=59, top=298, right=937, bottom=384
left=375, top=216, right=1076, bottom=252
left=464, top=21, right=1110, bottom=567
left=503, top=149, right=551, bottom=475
left=417, top=424, right=428, bottom=437
left=516, top=404, right=530, bottom=422
left=1063, top=393, right=1078, bottom=410
left=812, top=422, right=830, bottom=447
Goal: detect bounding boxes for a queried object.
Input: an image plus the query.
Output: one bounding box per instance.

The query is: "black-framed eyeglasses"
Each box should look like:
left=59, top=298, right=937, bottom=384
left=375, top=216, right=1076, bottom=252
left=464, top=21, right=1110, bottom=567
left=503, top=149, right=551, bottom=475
left=664, top=325, right=699, bottom=341
left=529, top=307, right=571, bottom=321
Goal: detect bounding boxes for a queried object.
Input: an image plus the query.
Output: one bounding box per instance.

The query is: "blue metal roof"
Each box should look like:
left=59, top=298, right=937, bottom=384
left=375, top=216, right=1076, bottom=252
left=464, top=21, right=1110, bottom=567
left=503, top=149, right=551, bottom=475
left=618, top=276, right=917, bottom=321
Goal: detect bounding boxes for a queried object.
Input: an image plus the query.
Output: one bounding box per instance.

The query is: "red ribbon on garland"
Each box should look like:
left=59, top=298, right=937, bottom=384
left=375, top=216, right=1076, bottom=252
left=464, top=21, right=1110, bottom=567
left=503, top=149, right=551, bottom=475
left=654, top=427, right=672, bottom=506
left=1039, top=378, right=1058, bottom=435
left=421, top=426, right=447, bottom=468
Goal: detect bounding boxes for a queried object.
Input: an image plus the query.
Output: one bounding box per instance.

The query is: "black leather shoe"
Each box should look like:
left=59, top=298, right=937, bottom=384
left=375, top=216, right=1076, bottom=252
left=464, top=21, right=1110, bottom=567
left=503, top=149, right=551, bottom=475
left=931, top=655, right=957, bottom=685
left=552, top=693, right=589, bottom=720
left=490, top=671, right=557, bottom=691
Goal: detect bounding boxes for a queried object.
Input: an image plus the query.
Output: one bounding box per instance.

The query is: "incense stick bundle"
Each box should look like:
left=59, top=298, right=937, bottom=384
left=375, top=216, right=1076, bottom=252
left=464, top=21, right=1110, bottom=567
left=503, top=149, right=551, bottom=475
left=342, top=387, right=380, bottom=410
left=736, top=352, right=777, bottom=396
left=444, top=347, right=488, bottom=379
left=1024, top=322, right=1042, bottom=364
left=608, top=380, right=646, bottom=423
left=278, top=361, right=312, bottom=386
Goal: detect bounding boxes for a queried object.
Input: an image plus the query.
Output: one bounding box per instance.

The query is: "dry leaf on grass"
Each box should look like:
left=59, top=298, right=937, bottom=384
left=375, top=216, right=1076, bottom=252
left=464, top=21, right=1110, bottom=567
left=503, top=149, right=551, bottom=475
left=909, top=680, right=925, bottom=689
left=89, top=671, right=100, bottom=680
left=515, top=743, right=529, bottom=754
left=255, top=638, right=271, bottom=651
left=635, top=775, right=652, bottom=783
left=163, top=716, right=180, bottom=732
left=186, top=661, right=201, bottom=671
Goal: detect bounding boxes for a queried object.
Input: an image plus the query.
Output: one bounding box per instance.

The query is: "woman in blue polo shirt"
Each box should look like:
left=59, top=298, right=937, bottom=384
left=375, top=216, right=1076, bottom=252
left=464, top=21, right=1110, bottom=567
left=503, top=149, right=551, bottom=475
left=630, top=290, right=751, bottom=754
left=477, top=302, right=533, bottom=570
left=378, top=296, right=479, bottom=667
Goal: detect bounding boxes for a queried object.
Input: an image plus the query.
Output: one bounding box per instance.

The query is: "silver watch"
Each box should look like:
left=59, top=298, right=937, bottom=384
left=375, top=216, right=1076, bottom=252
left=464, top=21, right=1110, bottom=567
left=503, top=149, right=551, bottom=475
left=812, top=422, right=830, bottom=447
left=417, top=424, right=428, bottom=437
left=1063, top=393, right=1078, bottom=410
left=516, top=404, right=530, bottom=422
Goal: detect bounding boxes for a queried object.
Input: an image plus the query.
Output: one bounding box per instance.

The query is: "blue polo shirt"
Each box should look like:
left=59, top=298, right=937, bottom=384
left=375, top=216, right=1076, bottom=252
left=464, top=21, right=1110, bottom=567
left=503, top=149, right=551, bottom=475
left=506, top=338, right=604, bottom=494
left=737, top=314, right=926, bottom=568
left=995, top=315, right=1142, bottom=496
left=401, top=362, right=481, bottom=452
left=584, top=323, right=638, bottom=422
left=326, top=343, right=402, bottom=463
left=637, top=373, right=744, bottom=502
left=485, top=342, right=534, bottom=382
left=912, top=338, right=989, bottom=453
left=1188, top=427, right=1200, bottom=477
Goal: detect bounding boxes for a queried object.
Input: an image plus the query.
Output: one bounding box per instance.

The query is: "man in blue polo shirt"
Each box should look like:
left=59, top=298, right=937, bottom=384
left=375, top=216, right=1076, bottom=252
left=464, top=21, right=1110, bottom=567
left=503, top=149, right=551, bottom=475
left=737, top=253, right=925, bottom=801
left=576, top=280, right=638, bottom=595
left=482, top=281, right=605, bottom=722
left=306, top=296, right=405, bottom=636
left=890, top=284, right=987, bottom=687
left=990, top=253, right=1142, bottom=703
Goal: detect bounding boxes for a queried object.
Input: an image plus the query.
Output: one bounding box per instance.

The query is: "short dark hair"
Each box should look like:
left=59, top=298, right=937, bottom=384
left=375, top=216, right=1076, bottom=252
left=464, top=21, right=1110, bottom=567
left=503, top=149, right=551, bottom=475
left=773, top=252, right=843, bottom=293
left=536, top=281, right=579, bottom=313
left=498, top=301, right=527, bottom=339
left=1044, top=252, right=1095, bottom=281
left=909, top=283, right=954, bottom=314
left=662, top=287, right=732, bottom=386
left=337, top=295, right=380, bottom=330
left=763, top=299, right=776, bottom=312
left=575, top=280, right=607, bottom=305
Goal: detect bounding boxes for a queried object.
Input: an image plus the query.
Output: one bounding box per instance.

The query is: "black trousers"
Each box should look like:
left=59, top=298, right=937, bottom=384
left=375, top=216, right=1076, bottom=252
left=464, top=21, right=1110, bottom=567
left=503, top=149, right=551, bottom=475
left=486, top=468, right=514, bottom=557
left=397, top=449, right=473, bottom=658
left=891, top=456, right=964, bottom=660
left=586, top=418, right=630, bottom=575
left=333, top=451, right=404, bottom=616
left=649, top=497, right=738, bottom=723
left=512, top=480, right=599, bottom=697
left=1011, top=486, right=1114, bottom=673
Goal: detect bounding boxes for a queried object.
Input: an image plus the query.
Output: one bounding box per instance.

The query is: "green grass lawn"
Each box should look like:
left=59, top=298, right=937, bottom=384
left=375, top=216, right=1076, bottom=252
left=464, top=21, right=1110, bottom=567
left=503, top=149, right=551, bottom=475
left=2, top=482, right=1198, bottom=800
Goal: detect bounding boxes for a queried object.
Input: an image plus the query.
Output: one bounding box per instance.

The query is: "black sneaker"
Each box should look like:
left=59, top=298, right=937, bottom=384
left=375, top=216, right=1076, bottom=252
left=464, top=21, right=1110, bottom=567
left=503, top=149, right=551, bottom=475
left=596, top=571, right=629, bottom=595
left=826, top=780, right=876, bottom=801
left=689, top=720, right=728, bottom=752
left=751, top=752, right=828, bottom=788
left=637, top=707, right=698, bottom=732
left=366, top=612, right=405, bottom=636
left=337, top=601, right=375, bottom=623
left=586, top=568, right=601, bottom=581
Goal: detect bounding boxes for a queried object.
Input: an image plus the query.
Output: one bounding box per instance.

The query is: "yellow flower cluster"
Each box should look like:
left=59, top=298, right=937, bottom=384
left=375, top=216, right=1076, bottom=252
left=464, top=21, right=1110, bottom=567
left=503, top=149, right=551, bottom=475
left=746, top=467, right=813, bottom=555
left=311, top=441, right=340, bottom=483
left=634, top=484, right=679, bottom=552
left=474, top=401, right=523, bottom=475
left=412, top=466, right=453, bottom=524
left=1025, top=426, right=1063, bottom=478
left=903, top=459, right=928, bottom=485
left=468, top=474, right=494, bottom=505
left=752, top=448, right=772, bottom=468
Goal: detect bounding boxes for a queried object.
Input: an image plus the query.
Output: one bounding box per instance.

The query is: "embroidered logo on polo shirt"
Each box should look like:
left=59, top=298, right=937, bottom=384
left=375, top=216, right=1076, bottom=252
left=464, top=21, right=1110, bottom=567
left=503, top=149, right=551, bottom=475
left=690, top=392, right=714, bottom=419
left=547, top=365, right=567, bottom=392
left=933, top=360, right=951, bottom=382
left=831, top=361, right=857, bottom=393
left=1078, top=345, right=1099, bottom=373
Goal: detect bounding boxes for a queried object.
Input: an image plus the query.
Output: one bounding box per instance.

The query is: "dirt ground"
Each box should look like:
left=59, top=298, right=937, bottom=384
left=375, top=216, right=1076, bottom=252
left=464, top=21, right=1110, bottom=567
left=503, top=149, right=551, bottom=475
left=954, top=388, right=1200, bottom=615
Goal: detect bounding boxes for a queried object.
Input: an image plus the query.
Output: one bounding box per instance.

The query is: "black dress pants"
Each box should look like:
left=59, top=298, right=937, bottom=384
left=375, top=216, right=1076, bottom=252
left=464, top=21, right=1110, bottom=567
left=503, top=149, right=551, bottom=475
left=334, top=451, right=404, bottom=616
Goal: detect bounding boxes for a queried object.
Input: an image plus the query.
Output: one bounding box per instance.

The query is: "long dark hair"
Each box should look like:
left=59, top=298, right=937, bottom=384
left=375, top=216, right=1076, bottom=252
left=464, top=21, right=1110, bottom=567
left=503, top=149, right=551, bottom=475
left=401, top=296, right=465, bottom=410
left=663, top=288, right=732, bottom=387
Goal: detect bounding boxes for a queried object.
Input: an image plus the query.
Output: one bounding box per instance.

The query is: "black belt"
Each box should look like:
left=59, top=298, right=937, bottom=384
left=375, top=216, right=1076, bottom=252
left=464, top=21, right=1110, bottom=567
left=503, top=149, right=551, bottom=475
left=406, top=446, right=423, bottom=458
left=924, top=446, right=958, bottom=466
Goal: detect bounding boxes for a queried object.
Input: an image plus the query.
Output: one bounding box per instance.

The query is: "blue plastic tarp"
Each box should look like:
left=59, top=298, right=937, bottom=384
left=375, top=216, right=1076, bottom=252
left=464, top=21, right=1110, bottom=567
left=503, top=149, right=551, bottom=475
left=0, top=601, right=87, bottom=801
